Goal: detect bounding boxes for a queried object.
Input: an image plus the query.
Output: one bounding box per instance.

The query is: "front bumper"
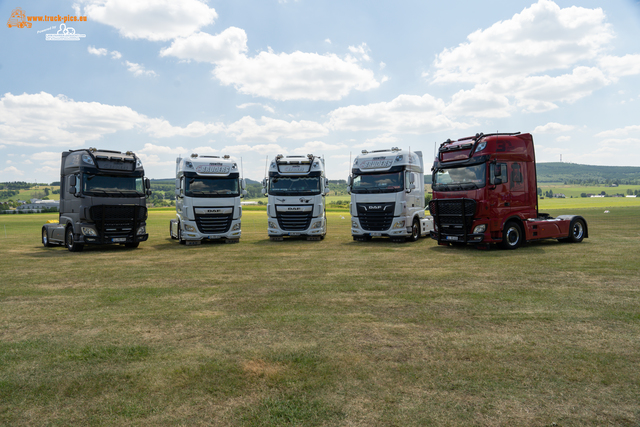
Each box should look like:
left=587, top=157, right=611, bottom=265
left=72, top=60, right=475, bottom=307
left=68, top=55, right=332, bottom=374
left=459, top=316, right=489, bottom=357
left=181, top=219, right=242, bottom=241
left=351, top=217, right=410, bottom=237
left=267, top=217, right=326, bottom=237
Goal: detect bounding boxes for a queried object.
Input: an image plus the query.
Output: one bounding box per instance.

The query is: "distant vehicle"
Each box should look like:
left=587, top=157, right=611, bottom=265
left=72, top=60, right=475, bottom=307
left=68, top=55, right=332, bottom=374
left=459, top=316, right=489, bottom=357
left=429, top=132, right=588, bottom=249
left=262, top=154, right=328, bottom=241
left=7, top=8, right=32, bottom=28
left=170, top=154, right=246, bottom=244
left=42, top=148, right=151, bottom=252
left=348, top=148, right=433, bottom=242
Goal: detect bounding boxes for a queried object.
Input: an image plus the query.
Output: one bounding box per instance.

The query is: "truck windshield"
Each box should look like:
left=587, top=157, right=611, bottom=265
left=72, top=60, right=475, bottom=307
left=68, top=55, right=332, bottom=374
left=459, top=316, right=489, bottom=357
left=83, top=174, right=144, bottom=197
left=433, top=164, right=486, bottom=191
left=185, top=177, right=239, bottom=197
left=351, top=172, right=403, bottom=194
left=269, top=176, right=321, bottom=196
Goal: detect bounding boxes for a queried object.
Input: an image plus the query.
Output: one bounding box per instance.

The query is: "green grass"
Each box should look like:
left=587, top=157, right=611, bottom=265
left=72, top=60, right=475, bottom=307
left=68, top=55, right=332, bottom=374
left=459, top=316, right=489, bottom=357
left=0, top=209, right=639, bottom=426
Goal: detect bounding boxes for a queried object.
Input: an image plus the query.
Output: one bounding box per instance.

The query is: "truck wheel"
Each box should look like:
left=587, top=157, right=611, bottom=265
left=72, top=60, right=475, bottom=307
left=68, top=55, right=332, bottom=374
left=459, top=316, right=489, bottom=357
left=177, top=226, right=185, bottom=245
left=42, top=227, right=53, bottom=247
left=500, top=221, right=522, bottom=250
left=568, top=218, right=586, bottom=243
left=65, top=226, right=84, bottom=252
left=125, top=242, right=140, bottom=249
left=408, top=218, right=420, bottom=242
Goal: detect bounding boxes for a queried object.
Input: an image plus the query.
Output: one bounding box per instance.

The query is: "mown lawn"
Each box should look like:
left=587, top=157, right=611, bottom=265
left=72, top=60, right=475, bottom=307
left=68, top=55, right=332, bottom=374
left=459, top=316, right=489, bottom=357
left=0, top=208, right=639, bottom=426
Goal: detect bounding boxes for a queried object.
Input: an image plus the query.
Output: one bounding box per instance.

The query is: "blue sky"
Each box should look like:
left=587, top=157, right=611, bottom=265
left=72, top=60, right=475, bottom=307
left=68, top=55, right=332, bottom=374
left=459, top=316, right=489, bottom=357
left=2, top=0, right=640, bottom=183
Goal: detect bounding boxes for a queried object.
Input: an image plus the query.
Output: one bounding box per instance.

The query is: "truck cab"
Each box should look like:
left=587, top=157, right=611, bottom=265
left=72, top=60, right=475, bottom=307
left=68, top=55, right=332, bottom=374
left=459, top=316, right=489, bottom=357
left=42, top=148, right=150, bottom=252
left=430, top=132, right=588, bottom=249
left=262, top=154, right=328, bottom=241
left=170, top=154, right=246, bottom=244
left=348, top=148, right=433, bottom=242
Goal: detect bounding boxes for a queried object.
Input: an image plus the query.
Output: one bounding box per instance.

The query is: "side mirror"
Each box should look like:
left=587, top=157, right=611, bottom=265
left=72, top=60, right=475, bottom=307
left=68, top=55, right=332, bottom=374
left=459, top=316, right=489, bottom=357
left=261, top=178, right=267, bottom=187
left=261, top=188, right=267, bottom=196
left=145, top=178, right=151, bottom=189
left=324, top=188, right=330, bottom=195
left=146, top=189, right=152, bottom=197
left=242, top=189, right=248, bottom=198
left=347, top=186, right=351, bottom=195
left=347, top=176, right=352, bottom=186
left=175, top=189, right=181, bottom=197
left=494, top=178, right=502, bottom=185
left=68, top=175, right=76, bottom=194
left=241, top=179, right=246, bottom=190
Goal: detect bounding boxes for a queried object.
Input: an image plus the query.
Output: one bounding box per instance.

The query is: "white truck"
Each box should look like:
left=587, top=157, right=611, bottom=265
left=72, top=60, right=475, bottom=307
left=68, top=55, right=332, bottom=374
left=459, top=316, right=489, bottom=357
left=262, top=154, right=329, bottom=241
left=348, top=147, right=434, bottom=242
left=170, top=154, right=246, bottom=244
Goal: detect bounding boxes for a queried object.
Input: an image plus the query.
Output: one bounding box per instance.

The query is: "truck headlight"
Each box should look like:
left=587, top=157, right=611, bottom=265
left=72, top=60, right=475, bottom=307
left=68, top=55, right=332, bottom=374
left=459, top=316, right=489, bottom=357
left=473, top=224, right=487, bottom=234
left=392, top=221, right=405, bottom=229
left=269, top=221, right=277, bottom=229
left=184, top=224, right=196, bottom=232
left=311, top=221, right=322, bottom=229
left=136, top=225, right=146, bottom=235
left=352, top=220, right=359, bottom=229
left=81, top=227, right=97, bottom=236
left=231, top=223, right=241, bottom=231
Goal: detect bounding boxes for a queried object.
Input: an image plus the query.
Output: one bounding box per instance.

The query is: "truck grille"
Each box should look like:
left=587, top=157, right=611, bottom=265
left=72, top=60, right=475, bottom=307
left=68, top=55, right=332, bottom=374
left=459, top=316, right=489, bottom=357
left=90, top=205, right=145, bottom=240
left=195, top=210, right=233, bottom=234
left=356, top=202, right=395, bottom=231
left=429, top=199, right=476, bottom=236
left=276, top=211, right=312, bottom=231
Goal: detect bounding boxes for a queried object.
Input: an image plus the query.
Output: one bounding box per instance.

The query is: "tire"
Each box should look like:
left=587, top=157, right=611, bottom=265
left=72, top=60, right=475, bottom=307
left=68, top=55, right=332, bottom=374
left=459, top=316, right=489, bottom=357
left=408, top=218, right=420, bottom=242
left=65, top=226, right=84, bottom=252
left=568, top=218, right=586, bottom=243
left=178, top=226, right=185, bottom=245
left=124, top=242, right=140, bottom=249
left=500, top=221, right=523, bottom=250
left=42, top=227, right=53, bottom=247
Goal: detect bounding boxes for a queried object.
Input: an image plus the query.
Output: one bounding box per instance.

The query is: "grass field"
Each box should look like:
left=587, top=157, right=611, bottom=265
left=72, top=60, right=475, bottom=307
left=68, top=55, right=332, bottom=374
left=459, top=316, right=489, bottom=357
left=1, top=208, right=639, bottom=426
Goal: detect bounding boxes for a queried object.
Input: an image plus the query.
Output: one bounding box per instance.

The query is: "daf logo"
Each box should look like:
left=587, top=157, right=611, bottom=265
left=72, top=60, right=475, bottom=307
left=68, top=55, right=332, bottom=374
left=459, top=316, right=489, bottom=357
left=289, top=207, right=303, bottom=211
left=364, top=205, right=385, bottom=211
left=207, top=209, right=222, bottom=213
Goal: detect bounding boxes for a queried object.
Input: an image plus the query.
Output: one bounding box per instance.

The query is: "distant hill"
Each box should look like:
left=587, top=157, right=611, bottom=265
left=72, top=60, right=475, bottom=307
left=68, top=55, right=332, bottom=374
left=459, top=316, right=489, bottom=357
left=536, top=163, right=640, bottom=184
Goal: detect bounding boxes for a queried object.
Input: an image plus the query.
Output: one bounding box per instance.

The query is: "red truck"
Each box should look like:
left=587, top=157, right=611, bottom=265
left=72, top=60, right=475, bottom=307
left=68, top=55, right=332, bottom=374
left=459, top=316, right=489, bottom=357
left=429, top=132, right=588, bottom=249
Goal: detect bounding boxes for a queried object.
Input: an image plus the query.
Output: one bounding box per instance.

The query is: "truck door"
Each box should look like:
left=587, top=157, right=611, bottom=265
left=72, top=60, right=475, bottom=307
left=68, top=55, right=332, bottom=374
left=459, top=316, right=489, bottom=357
left=488, top=163, right=509, bottom=232
left=508, top=162, right=526, bottom=214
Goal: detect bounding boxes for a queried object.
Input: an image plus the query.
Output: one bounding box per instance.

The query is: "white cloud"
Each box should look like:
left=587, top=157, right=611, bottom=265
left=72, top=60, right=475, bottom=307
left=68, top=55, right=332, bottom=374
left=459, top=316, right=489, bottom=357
left=237, top=103, right=275, bottom=114
left=348, top=43, right=372, bottom=62
left=161, top=28, right=382, bottom=101
left=226, top=116, right=328, bottom=142
left=292, top=141, right=347, bottom=155
left=598, top=54, right=640, bottom=80
left=325, top=39, right=331, bottom=44
left=444, top=87, right=512, bottom=118
left=1, top=166, right=24, bottom=176
left=594, top=125, right=640, bottom=138
left=144, top=119, right=224, bottom=138
left=0, top=92, right=146, bottom=147
left=534, top=122, right=575, bottom=133
left=433, top=0, right=613, bottom=84
left=87, top=45, right=107, bottom=56
left=327, top=93, right=470, bottom=134
left=124, top=61, right=158, bottom=77
left=111, top=51, right=122, bottom=59
left=83, top=0, right=218, bottom=42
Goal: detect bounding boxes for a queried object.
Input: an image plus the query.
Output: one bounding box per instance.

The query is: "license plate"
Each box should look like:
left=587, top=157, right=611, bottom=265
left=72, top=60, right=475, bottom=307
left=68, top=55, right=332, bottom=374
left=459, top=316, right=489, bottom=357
left=289, top=232, right=300, bottom=236
left=446, top=236, right=458, bottom=241
left=112, top=238, right=126, bottom=242
left=208, top=235, right=221, bottom=239
left=371, top=233, right=382, bottom=237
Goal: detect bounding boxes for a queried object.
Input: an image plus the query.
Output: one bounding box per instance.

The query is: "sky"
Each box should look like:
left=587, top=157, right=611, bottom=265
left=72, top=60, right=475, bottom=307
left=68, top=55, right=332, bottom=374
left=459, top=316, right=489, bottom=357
left=2, top=0, right=640, bottom=183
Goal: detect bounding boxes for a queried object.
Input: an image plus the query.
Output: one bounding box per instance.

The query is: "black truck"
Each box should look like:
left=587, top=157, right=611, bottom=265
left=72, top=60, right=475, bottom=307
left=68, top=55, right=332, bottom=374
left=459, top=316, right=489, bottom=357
left=42, top=148, right=151, bottom=252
